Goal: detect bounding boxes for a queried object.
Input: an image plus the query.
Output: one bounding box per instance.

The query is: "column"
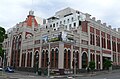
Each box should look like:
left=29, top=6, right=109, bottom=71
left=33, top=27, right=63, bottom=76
left=105, top=33, right=107, bottom=49
left=100, top=30, right=103, bottom=69
left=19, top=50, right=22, bottom=67
left=58, top=42, right=64, bottom=69
left=79, top=47, right=82, bottom=69
left=88, top=25, right=91, bottom=62
left=88, top=49, right=91, bottom=62
left=25, top=52, right=27, bottom=67
left=94, top=29, right=97, bottom=69
left=116, top=38, right=118, bottom=65
left=110, top=35, right=113, bottom=62
left=39, top=47, right=42, bottom=68
left=31, top=51, right=34, bottom=67
left=71, top=45, right=73, bottom=69
left=95, top=51, right=97, bottom=69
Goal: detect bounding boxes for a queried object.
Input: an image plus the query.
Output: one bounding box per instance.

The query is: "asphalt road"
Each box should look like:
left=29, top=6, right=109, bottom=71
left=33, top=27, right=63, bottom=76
left=1, top=69, right=120, bottom=79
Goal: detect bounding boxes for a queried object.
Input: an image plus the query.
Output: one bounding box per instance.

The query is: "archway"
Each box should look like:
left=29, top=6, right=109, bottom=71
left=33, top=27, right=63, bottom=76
left=82, top=52, right=88, bottom=68
left=34, top=51, right=39, bottom=73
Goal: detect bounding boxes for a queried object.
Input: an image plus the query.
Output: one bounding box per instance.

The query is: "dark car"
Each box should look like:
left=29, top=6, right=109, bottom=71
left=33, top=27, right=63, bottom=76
left=4, top=67, right=14, bottom=73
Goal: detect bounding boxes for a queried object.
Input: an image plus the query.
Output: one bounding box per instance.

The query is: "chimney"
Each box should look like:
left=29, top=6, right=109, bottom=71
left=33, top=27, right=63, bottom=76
left=97, top=20, right=101, bottom=24
left=85, top=13, right=91, bottom=20
left=113, top=28, right=116, bottom=31
left=103, top=23, right=106, bottom=26
left=108, top=25, right=111, bottom=29
left=92, top=17, right=96, bottom=21
left=29, top=10, right=34, bottom=16
left=118, top=28, right=120, bottom=32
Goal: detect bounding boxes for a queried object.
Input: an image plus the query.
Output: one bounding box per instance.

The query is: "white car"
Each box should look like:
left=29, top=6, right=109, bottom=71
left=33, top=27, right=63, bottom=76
left=0, top=67, right=3, bottom=71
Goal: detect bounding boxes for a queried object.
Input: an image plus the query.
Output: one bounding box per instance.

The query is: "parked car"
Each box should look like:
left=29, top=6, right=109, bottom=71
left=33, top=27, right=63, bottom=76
left=4, top=67, right=14, bottom=73
left=0, top=67, right=3, bottom=71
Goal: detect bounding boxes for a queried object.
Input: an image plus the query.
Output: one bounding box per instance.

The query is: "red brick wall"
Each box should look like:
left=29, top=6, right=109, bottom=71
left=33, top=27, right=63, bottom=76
left=81, top=21, right=88, bottom=33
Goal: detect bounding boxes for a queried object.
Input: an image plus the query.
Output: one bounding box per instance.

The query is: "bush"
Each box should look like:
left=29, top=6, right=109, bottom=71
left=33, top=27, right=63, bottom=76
left=89, top=61, right=95, bottom=73
left=103, top=59, right=112, bottom=70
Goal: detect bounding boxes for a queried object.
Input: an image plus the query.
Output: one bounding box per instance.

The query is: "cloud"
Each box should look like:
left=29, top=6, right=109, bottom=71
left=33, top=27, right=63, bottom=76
left=0, top=0, right=120, bottom=30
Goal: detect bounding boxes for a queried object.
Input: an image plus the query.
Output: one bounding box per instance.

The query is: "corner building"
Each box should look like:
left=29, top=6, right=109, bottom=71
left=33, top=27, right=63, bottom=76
left=3, top=7, right=120, bottom=73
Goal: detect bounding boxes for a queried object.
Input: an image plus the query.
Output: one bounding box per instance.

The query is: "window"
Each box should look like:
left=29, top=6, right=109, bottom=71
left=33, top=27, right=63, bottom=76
left=53, top=23, right=55, bottom=27
left=51, top=49, right=54, bottom=68
left=71, top=17, right=74, bottom=22
left=55, top=49, right=59, bottom=68
left=64, top=49, right=67, bottom=68
left=78, top=16, right=80, bottom=20
left=60, top=21, right=62, bottom=24
left=67, top=19, right=69, bottom=23
left=64, top=20, right=66, bottom=24
left=96, top=35, right=100, bottom=46
left=90, top=33, right=95, bottom=45
left=69, top=24, right=72, bottom=29
left=56, top=22, right=58, bottom=26
left=46, top=26, right=47, bottom=29
left=74, top=22, right=76, bottom=28
left=50, top=24, right=52, bottom=27
left=41, top=50, right=45, bottom=67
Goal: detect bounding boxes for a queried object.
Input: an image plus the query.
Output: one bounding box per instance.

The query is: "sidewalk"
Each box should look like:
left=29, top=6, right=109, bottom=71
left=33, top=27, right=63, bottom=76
left=0, top=71, right=9, bottom=79
left=50, top=69, right=120, bottom=78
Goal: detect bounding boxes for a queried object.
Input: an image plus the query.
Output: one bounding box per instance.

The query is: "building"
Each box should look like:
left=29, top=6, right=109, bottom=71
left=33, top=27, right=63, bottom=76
left=3, top=7, right=120, bottom=73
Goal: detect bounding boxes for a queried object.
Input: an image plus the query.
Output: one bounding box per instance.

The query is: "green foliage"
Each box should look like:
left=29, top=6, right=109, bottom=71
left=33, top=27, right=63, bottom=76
left=0, top=48, right=4, bottom=58
left=0, top=26, right=6, bottom=57
left=103, top=59, right=112, bottom=70
left=89, top=61, right=95, bottom=71
left=0, top=26, right=6, bottom=42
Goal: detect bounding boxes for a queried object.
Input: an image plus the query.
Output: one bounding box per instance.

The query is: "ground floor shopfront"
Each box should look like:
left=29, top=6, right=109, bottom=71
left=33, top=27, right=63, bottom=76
left=10, top=42, right=114, bottom=73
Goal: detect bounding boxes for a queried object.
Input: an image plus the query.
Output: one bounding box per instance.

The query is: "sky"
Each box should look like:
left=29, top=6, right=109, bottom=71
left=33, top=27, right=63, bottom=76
left=0, top=0, right=120, bottom=31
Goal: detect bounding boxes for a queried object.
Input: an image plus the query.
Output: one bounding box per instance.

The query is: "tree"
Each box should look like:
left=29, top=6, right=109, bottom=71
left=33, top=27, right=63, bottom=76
left=103, top=59, right=112, bottom=71
left=89, top=61, right=95, bottom=73
left=0, top=26, right=6, bottom=57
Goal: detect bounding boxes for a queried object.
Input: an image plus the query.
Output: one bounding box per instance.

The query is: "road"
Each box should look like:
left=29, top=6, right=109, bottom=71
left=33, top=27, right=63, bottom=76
left=0, top=69, right=120, bottom=79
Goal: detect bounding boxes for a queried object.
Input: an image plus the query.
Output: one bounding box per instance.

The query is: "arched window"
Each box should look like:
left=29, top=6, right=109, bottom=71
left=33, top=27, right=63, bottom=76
left=41, top=50, right=45, bottom=67
left=64, top=49, right=71, bottom=69
left=50, top=49, right=54, bottom=68
left=30, top=52, right=32, bottom=67
left=21, top=53, right=24, bottom=67
left=27, top=53, right=30, bottom=67
left=55, top=49, right=59, bottom=68
left=45, top=50, right=49, bottom=67
left=34, top=51, right=39, bottom=68
left=76, top=51, right=79, bottom=68
left=18, top=35, right=22, bottom=50
left=64, top=49, right=67, bottom=68
left=68, top=50, right=71, bottom=69
left=82, top=52, right=88, bottom=68
left=21, top=53, right=26, bottom=67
